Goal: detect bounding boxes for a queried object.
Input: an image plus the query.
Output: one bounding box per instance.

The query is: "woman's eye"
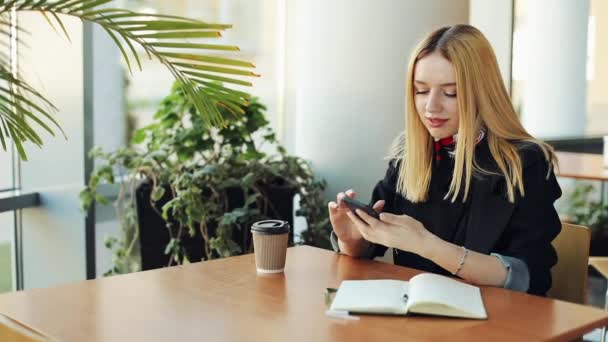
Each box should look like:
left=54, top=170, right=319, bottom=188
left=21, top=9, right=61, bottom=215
left=415, top=90, right=429, bottom=95
left=444, top=92, right=457, bottom=98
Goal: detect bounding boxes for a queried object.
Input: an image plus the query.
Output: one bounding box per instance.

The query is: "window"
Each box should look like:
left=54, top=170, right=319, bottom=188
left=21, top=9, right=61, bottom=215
left=0, top=211, right=15, bottom=293
left=118, top=0, right=285, bottom=142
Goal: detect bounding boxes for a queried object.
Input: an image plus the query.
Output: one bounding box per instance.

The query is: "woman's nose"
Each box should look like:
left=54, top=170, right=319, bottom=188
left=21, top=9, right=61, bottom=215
left=425, top=89, right=442, bottom=114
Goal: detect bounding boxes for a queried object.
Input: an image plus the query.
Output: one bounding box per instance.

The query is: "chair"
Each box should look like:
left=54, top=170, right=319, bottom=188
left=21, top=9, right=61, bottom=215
left=589, top=257, right=608, bottom=342
left=547, top=223, right=591, bottom=305
left=0, top=312, right=50, bottom=341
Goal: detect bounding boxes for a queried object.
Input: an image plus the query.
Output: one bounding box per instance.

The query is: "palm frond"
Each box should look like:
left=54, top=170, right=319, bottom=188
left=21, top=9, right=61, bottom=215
left=0, top=68, right=64, bottom=159
left=0, top=0, right=257, bottom=159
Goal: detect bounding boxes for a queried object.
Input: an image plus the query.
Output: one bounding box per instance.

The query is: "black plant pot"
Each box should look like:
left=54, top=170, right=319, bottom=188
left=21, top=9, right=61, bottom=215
left=136, top=182, right=296, bottom=271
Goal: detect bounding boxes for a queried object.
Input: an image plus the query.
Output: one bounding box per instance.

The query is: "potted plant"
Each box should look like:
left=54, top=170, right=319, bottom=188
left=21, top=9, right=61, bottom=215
left=563, top=182, right=608, bottom=256
left=81, top=82, right=332, bottom=275
left=0, top=1, right=256, bottom=160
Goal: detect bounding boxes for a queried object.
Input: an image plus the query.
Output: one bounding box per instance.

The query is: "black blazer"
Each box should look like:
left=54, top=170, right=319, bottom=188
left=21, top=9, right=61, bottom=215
left=369, top=141, right=562, bottom=296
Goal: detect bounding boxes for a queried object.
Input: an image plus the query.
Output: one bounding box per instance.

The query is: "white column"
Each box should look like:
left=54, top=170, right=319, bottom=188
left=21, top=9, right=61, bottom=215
left=520, top=0, right=589, bottom=139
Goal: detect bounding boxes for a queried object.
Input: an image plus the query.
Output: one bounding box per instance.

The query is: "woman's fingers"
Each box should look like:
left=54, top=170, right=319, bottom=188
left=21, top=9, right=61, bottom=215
left=346, top=211, right=369, bottom=236
left=379, top=212, right=416, bottom=226
left=328, top=201, right=339, bottom=213
left=345, top=189, right=356, bottom=198
left=337, top=189, right=356, bottom=208
left=337, top=191, right=344, bottom=201
left=372, top=200, right=385, bottom=213
left=354, top=209, right=379, bottom=226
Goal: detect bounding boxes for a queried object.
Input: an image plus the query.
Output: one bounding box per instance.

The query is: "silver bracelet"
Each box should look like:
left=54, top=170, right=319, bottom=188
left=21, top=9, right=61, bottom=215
left=452, top=246, right=468, bottom=276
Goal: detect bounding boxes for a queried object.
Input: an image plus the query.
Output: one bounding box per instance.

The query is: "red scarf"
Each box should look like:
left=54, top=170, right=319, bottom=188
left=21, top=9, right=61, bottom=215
left=433, top=131, right=485, bottom=162
left=434, top=137, right=455, bottom=162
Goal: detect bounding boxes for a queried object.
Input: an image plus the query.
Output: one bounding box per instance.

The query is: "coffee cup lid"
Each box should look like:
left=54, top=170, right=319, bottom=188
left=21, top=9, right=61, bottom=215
left=251, top=220, right=290, bottom=234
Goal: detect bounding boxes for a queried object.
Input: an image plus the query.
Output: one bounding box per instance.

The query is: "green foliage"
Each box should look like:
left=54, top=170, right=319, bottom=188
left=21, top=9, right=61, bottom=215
left=81, top=82, right=332, bottom=276
left=0, top=0, right=256, bottom=160
left=564, top=182, right=608, bottom=233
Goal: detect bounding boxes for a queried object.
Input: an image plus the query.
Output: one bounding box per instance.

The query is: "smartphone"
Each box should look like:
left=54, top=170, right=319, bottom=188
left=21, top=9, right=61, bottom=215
left=341, top=196, right=380, bottom=220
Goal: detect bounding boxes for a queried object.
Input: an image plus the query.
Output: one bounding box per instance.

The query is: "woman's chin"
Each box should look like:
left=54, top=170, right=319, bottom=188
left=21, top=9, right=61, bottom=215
left=427, top=128, right=454, bottom=140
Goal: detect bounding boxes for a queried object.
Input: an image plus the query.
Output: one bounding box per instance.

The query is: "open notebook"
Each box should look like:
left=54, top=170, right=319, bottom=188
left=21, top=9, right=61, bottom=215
left=329, top=273, right=487, bottom=319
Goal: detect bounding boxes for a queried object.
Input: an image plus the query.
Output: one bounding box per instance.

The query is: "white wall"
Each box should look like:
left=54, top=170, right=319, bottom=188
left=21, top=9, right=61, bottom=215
left=285, top=0, right=470, bottom=204
left=469, top=0, right=513, bottom=90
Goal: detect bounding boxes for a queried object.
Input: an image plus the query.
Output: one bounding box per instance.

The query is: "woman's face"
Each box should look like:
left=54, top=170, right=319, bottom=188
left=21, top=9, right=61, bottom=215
left=413, top=52, right=460, bottom=140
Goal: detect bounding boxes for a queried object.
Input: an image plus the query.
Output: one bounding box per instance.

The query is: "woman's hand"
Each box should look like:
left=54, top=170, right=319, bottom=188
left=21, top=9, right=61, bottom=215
left=346, top=209, right=436, bottom=257
left=328, top=189, right=384, bottom=243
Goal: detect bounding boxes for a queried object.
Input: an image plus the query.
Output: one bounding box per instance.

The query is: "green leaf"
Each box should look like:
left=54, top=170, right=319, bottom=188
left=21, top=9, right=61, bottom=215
left=95, top=194, right=109, bottom=205
left=79, top=189, right=93, bottom=211
left=183, top=71, right=253, bottom=86
left=7, top=123, right=27, bottom=160
left=163, top=53, right=254, bottom=68
left=116, top=20, right=229, bottom=31
left=131, top=128, right=147, bottom=144
left=149, top=42, right=239, bottom=51
left=164, top=238, right=177, bottom=255
left=174, top=62, right=258, bottom=77
left=137, top=31, right=221, bottom=39
left=67, top=0, right=114, bottom=14
left=242, top=172, right=255, bottom=186
left=50, top=11, right=72, bottom=42
left=151, top=186, right=166, bottom=201
left=102, top=27, right=135, bottom=73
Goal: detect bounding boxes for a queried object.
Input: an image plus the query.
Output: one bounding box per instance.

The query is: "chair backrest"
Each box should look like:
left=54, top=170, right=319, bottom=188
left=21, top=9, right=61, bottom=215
left=547, top=223, right=591, bottom=304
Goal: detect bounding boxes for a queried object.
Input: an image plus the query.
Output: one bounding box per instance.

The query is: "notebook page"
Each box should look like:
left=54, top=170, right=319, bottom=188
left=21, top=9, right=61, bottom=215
left=330, top=279, right=409, bottom=314
left=407, top=273, right=487, bottom=319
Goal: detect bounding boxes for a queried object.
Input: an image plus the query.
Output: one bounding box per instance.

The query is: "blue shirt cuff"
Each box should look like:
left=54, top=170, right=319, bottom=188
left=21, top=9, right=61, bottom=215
left=491, top=253, right=530, bottom=292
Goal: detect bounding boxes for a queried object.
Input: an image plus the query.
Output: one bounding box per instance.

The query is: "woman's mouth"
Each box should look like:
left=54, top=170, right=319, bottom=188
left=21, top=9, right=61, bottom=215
left=427, top=118, right=448, bottom=128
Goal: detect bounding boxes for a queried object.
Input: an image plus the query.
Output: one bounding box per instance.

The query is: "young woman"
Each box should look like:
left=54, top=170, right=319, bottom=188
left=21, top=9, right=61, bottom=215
left=328, top=24, right=561, bottom=296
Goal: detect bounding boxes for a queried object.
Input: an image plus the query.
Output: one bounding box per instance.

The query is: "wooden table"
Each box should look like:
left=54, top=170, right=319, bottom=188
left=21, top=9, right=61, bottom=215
left=556, top=151, right=608, bottom=181
left=590, top=257, right=608, bottom=279
left=0, top=246, right=607, bottom=342
left=556, top=151, right=608, bottom=203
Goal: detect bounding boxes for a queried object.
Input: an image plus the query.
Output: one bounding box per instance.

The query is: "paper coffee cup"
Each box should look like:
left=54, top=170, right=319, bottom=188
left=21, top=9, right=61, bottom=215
left=251, top=220, right=290, bottom=274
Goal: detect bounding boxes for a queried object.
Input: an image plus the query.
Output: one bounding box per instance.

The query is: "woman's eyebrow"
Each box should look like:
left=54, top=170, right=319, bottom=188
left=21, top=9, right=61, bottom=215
left=414, top=80, right=456, bottom=86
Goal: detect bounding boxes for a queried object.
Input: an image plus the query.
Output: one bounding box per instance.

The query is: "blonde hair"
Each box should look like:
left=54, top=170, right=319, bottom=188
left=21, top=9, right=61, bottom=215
left=396, top=24, right=556, bottom=203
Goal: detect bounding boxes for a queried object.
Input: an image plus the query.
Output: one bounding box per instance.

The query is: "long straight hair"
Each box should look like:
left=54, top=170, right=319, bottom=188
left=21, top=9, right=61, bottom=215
left=396, top=25, right=556, bottom=203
